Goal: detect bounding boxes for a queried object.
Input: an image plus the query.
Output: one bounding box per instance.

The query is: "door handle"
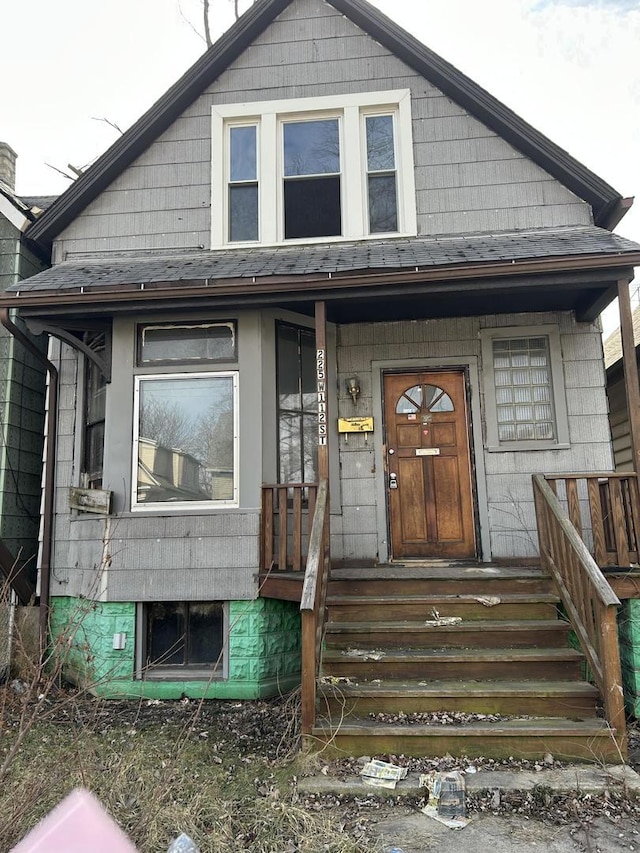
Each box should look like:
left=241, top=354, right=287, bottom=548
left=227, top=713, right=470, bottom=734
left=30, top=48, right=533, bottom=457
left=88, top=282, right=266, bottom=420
left=389, top=472, right=398, bottom=490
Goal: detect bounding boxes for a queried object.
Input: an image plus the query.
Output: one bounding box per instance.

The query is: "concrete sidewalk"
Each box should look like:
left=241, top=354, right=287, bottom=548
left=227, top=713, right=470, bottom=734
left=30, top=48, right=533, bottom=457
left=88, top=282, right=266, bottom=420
left=299, top=766, right=640, bottom=853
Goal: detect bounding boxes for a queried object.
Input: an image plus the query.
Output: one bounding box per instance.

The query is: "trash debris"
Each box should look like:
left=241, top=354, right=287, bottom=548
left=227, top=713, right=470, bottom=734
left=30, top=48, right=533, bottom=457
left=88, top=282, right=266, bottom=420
left=420, top=771, right=470, bottom=829
left=319, top=675, right=355, bottom=685
left=424, top=615, right=462, bottom=627
left=167, top=833, right=200, bottom=852
left=360, top=759, right=408, bottom=789
left=345, top=648, right=385, bottom=660
left=465, top=567, right=500, bottom=574
left=475, top=596, right=501, bottom=607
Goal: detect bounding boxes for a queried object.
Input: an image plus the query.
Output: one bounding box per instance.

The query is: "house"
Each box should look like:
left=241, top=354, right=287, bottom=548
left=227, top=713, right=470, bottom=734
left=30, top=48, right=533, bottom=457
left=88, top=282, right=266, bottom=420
left=4, top=0, right=640, bottom=758
left=0, top=142, right=53, bottom=675
left=0, top=143, right=52, bottom=601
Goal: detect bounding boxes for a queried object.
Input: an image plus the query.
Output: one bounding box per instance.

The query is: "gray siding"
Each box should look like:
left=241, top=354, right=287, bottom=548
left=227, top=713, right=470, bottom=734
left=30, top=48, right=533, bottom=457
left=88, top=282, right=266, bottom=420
left=336, top=311, right=612, bottom=560
left=606, top=367, right=633, bottom=471
left=54, top=0, right=589, bottom=260
left=49, top=312, right=266, bottom=603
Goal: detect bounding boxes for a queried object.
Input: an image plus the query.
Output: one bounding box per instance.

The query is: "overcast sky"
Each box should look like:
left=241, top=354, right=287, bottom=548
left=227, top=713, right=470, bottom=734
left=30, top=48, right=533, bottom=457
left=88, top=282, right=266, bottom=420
left=3, top=0, right=639, bottom=326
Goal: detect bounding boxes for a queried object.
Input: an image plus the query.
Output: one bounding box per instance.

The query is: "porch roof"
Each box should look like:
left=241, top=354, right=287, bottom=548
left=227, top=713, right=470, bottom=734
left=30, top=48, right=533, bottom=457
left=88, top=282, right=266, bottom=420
left=6, top=226, right=640, bottom=324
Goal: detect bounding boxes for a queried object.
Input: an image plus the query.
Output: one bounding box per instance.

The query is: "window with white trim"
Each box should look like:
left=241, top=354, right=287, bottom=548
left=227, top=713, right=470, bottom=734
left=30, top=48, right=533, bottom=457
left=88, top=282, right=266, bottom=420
left=212, top=90, right=416, bottom=247
left=481, top=326, right=570, bottom=451
left=133, top=322, right=238, bottom=509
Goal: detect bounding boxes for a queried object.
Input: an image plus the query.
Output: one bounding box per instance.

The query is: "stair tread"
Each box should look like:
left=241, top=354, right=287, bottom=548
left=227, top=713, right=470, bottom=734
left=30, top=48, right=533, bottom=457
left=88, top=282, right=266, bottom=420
left=323, top=647, right=583, bottom=662
left=318, top=679, right=599, bottom=696
left=328, top=593, right=559, bottom=603
left=325, top=619, right=569, bottom=632
left=312, top=717, right=613, bottom=736
left=331, top=565, right=545, bottom=580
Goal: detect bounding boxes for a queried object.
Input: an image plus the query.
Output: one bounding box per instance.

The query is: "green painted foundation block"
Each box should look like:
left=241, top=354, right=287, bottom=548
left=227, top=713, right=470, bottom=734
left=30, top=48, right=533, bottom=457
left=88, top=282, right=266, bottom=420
left=618, top=600, right=640, bottom=718
left=49, top=596, right=301, bottom=700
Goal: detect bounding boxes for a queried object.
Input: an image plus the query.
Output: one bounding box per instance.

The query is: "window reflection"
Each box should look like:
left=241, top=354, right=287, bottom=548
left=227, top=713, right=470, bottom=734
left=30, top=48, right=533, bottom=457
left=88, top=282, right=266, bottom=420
left=136, top=374, right=236, bottom=504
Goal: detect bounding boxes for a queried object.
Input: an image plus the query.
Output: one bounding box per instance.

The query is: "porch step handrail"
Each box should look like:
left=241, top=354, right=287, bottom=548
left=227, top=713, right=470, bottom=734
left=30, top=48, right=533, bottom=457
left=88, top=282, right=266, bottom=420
left=532, top=473, right=627, bottom=755
left=300, top=478, right=330, bottom=736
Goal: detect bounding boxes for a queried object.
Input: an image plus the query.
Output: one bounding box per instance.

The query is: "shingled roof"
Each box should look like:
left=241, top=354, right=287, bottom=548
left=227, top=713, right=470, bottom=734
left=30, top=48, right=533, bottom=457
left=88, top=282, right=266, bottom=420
left=9, top=226, right=640, bottom=296
left=24, top=0, right=629, bottom=252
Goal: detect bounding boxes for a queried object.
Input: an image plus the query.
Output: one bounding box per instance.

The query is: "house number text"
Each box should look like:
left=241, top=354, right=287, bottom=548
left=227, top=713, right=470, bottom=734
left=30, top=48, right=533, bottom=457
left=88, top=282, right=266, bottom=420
left=316, top=348, right=327, bottom=446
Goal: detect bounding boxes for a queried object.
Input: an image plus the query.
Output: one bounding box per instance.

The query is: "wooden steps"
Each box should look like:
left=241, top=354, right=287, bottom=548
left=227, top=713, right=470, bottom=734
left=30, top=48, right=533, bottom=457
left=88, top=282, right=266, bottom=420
left=325, top=619, right=571, bottom=649
left=311, top=564, right=622, bottom=762
left=318, top=679, right=599, bottom=717
left=310, top=717, right=622, bottom=763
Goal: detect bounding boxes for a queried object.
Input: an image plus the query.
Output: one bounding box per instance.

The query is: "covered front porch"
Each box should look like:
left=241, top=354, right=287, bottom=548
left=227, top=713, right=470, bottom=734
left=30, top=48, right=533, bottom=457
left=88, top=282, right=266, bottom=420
left=256, top=269, right=640, bottom=761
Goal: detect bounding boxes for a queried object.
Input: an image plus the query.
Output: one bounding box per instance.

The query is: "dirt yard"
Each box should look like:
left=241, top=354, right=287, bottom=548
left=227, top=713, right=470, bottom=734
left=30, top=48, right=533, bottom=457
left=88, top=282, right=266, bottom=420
left=2, top=682, right=640, bottom=852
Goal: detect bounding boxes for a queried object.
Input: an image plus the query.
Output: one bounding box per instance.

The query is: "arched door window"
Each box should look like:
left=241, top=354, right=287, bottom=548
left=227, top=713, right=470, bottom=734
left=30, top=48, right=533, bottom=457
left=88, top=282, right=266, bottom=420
left=395, top=383, right=454, bottom=415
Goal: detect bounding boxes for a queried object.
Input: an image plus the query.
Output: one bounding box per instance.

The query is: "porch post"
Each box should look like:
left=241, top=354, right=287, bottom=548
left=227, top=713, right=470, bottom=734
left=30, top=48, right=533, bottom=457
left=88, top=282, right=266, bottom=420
left=315, top=301, right=330, bottom=484
left=617, top=278, right=640, bottom=474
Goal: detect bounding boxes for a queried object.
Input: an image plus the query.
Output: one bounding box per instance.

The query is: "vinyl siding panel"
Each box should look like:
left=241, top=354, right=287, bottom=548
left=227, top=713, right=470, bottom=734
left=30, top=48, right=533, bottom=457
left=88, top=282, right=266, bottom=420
left=56, top=0, right=590, bottom=258
left=606, top=368, right=634, bottom=471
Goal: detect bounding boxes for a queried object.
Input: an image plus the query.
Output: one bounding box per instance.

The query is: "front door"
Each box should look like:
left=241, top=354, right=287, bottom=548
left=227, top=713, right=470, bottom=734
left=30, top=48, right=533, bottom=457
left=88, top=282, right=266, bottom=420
left=383, top=370, right=476, bottom=559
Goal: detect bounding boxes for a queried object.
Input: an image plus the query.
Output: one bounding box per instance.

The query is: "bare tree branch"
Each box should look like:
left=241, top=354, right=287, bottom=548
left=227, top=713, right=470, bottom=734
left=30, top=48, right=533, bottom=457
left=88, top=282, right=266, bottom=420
left=91, top=116, right=124, bottom=135
left=44, top=163, right=76, bottom=182
left=176, top=0, right=207, bottom=45
left=203, top=0, right=212, bottom=47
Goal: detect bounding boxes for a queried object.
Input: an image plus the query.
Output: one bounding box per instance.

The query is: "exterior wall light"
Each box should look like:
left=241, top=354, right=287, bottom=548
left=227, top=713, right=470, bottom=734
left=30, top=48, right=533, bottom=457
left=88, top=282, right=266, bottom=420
left=346, top=376, right=360, bottom=404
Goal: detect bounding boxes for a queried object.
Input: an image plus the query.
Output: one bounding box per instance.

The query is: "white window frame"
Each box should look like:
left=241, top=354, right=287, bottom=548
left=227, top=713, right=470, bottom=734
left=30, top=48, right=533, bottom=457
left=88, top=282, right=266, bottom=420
left=211, top=89, right=417, bottom=248
left=481, top=325, right=570, bottom=452
left=132, top=371, right=239, bottom=510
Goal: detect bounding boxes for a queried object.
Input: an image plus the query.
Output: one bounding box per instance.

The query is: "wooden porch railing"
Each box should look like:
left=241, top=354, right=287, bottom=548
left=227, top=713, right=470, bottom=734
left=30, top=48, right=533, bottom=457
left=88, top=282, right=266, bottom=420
left=300, top=479, right=330, bottom=736
left=532, top=474, right=627, bottom=755
left=543, top=472, right=640, bottom=567
left=261, top=483, right=318, bottom=571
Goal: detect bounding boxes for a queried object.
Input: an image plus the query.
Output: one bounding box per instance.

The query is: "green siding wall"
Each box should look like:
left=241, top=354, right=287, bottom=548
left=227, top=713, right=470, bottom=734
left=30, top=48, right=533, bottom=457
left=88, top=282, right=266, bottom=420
left=49, top=596, right=301, bottom=700
left=618, top=599, right=640, bottom=717
left=0, top=218, right=47, bottom=574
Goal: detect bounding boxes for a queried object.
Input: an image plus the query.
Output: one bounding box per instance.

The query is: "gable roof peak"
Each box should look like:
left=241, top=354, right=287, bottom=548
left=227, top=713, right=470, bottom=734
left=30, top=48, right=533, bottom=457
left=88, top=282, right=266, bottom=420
left=25, top=0, right=627, bottom=250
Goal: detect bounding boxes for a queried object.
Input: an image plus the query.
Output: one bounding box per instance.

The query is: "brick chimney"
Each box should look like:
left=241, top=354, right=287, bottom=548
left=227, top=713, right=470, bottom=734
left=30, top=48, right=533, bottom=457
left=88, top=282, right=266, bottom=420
left=0, top=142, right=17, bottom=191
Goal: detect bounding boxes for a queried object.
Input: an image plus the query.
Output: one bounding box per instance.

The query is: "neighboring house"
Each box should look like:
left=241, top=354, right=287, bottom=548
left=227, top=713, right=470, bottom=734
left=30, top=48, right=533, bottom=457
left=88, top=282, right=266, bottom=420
left=3, top=0, right=640, bottom=756
left=0, top=142, right=52, bottom=678
left=604, top=303, right=640, bottom=471
left=0, top=143, right=52, bottom=596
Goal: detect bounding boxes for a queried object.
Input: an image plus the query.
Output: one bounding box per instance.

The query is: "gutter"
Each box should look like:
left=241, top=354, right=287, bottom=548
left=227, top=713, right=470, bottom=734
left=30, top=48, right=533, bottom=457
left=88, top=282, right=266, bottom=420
left=0, top=309, right=58, bottom=662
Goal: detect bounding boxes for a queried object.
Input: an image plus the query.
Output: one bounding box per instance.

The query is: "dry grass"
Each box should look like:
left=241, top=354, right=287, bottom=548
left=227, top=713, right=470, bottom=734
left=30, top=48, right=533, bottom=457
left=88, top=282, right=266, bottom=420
left=0, top=684, right=379, bottom=852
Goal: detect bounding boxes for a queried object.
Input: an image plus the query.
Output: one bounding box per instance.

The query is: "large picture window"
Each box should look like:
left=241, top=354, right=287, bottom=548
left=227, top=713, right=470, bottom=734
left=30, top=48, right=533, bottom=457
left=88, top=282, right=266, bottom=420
left=134, top=372, right=238, bottom=507
left=133, top=321, right=238, bottom=508
left=212, top=90, right=416, bottom=247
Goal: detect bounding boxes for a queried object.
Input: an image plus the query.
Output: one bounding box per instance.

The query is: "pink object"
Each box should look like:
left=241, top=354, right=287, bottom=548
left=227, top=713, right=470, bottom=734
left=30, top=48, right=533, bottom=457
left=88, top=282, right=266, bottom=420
left=11, top=788, right=138, bottom=852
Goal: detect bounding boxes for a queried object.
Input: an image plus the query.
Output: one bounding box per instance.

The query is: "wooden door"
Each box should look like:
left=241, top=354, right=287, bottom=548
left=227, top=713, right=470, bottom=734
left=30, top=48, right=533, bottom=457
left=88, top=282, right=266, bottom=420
left=383, top=370, right=476, bottom=559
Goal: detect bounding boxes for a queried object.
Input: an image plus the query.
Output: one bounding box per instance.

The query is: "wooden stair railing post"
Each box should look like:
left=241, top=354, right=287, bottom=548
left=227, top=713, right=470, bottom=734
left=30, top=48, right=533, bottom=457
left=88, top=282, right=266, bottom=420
left=300, top=479, right=329, bottom=737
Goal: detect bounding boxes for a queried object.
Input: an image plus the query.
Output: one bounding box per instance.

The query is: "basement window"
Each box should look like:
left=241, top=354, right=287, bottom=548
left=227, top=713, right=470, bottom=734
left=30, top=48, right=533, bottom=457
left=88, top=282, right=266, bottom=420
left=141, top=601, right=225, bottom=677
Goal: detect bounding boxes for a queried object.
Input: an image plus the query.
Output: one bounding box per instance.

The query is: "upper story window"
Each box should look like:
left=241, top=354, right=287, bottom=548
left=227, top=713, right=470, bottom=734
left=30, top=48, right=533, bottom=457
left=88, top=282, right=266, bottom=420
left=481, top=326, right=570, bottom=452
left=212, top=90, right=416, bottom=248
